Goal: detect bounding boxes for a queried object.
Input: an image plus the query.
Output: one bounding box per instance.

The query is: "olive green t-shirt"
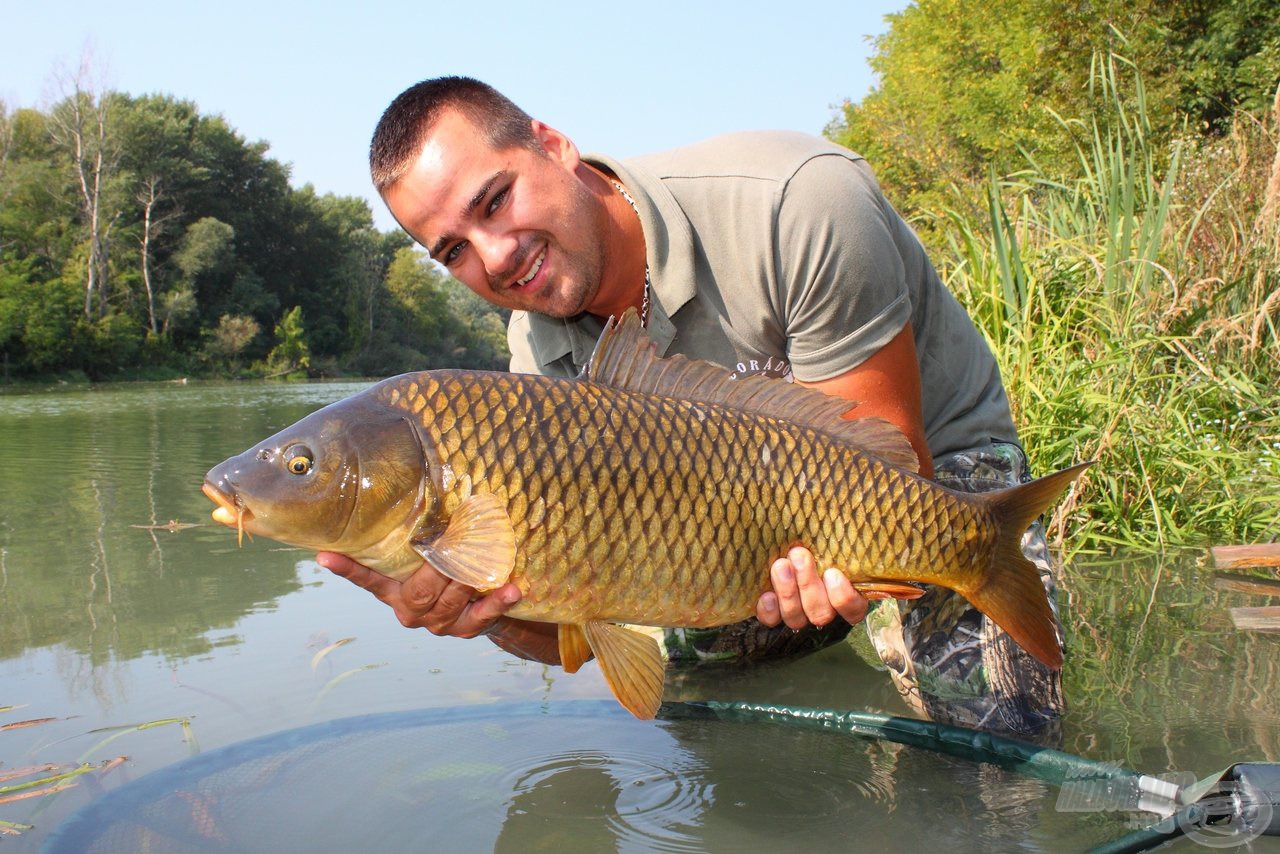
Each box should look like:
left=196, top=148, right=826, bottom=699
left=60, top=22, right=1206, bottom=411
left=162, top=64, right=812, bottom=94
left=507, top=131, right=1017, bottom=460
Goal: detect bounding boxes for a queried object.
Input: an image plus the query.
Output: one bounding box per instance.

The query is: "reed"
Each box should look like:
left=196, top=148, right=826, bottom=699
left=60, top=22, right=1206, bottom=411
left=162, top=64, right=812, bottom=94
left=932, top=55, right=1280, bottom=551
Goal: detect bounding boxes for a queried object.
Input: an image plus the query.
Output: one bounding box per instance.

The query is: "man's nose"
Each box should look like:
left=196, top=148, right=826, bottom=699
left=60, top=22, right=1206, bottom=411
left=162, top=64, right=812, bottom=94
left=472, top=229, right=519, bottom=280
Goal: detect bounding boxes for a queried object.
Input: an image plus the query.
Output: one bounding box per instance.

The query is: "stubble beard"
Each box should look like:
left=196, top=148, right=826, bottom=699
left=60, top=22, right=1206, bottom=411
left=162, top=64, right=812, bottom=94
left=522, top=181, right=610, bottom=320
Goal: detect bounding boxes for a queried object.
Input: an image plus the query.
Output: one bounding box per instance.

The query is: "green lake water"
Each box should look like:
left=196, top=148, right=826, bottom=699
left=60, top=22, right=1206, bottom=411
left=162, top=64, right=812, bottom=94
left=1, top=380, right=1278, bottom=850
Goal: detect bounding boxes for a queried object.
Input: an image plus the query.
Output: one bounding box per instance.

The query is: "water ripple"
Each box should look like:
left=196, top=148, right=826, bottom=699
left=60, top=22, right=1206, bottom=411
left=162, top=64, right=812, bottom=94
left=501, top=746, right=709, bottom=853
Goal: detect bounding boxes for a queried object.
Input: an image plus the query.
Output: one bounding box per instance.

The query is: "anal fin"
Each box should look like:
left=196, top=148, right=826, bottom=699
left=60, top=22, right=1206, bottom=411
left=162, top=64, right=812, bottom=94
left=854, top=581, right=926, bottom=601
left=583, top=621, right=665, bottom=720
left=558, top=624, right=592, bottom=674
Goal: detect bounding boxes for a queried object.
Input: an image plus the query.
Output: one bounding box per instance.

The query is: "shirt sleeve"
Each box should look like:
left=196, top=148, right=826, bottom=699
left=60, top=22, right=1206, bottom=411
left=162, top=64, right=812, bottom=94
left=776, top=153, right=912, bottom=382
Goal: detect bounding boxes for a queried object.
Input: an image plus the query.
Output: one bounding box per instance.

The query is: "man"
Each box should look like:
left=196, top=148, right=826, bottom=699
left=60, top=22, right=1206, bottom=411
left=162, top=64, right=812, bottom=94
left=318, top=77, right=1063, bottom=734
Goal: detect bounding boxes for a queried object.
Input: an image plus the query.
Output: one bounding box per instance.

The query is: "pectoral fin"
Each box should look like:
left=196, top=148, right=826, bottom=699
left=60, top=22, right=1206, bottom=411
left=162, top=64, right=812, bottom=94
left=558, top=624, right=592, bottom=674
left=583, top=621, right=665, bottom=720
left=413, top=493, right=516, bottom=592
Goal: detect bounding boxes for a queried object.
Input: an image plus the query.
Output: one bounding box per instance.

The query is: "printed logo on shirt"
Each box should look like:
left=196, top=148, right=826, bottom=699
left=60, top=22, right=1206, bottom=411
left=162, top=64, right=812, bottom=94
left=728, top=355, right=792, bottom=382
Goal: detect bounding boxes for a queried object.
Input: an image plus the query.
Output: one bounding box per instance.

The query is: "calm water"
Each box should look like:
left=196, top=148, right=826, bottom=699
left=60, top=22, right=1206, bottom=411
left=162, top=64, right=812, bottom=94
left=1, top=380, right=1278, bottom=850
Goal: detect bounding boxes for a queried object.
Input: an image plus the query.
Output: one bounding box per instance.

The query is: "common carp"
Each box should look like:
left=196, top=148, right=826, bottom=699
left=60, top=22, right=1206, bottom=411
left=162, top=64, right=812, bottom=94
left=204, top=310, right=1088, bottom=719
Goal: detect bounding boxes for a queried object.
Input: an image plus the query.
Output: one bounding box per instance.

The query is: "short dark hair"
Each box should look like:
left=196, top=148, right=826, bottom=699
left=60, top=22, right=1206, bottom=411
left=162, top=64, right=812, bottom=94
left=369, top=76, right=539, bottom=193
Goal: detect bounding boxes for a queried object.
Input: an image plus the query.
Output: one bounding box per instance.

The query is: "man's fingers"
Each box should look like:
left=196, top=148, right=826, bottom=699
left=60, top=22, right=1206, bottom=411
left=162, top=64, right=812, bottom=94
left=762, top=548, right=867, bottom=630
left=400, top=560, right=451, bottom=613
left=790, top=546, right=837, bottom=628
left=451, top=583, right=523, bottom=638
left=422, top=579, right=477, bottom=634
left=316, top=551, right=399, bottom=600
left=319, top=552, right=522, bottom=639
left=756, top=591, right=782, bottom=627
left=770, top=556, right=808, bottom=630
left=823, top=569, right=869, bottom=626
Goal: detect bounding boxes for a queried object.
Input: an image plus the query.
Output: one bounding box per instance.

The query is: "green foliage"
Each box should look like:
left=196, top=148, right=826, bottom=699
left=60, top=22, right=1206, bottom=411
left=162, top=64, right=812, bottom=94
left=0, top=87, right=508, bottom=381
left=824, top=0, right=1279, bottom=547
left=173, top=216, right=235, bottom=280
left=829, top=0, right=1280, bottom=215
left=0, top=265, right=79, bottom=372
left=81, top=312, right=144, bottom=378
left=933, top=56, right=1280, bottom=550
left=204, top=313, right=261, bottom=373
left=348, top=246, right=510, bottom=376
left=159, top=285, right=198, bottom=339
left=268, top=305, right=311, bottom=374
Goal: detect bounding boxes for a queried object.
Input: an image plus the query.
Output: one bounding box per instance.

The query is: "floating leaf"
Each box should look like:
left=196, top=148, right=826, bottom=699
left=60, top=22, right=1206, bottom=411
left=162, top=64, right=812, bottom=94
left=79, top=718, right=194, bottom=761
left=309, top=663, right=386, bottom=713
left=129, top=520, right=200, bottom=532
left=311, top=637, right=356, bottom=672
left=0, top=782, right=79, bottom=805
left=0, top=762, right=95, bottom=796
left=0, top=764, right=63, bottom=785
left=0, top=718, right=59, bottom=732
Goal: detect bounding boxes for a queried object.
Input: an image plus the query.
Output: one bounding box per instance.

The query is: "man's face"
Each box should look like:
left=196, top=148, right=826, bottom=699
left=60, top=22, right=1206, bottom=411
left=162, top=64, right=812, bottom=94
left=383, top=109, right=608, bottom=318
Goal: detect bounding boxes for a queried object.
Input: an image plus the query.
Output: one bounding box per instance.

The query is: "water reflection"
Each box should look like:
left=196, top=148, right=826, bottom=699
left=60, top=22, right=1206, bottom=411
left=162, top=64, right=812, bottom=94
left=1060, top=553, right=1280, bottom=772
left=0, top=382, right=370, bottom=673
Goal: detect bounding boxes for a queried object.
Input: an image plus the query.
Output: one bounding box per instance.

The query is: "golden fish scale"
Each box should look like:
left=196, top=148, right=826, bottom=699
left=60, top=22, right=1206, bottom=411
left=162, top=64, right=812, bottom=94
left=379, top=372, right=998, bottom=628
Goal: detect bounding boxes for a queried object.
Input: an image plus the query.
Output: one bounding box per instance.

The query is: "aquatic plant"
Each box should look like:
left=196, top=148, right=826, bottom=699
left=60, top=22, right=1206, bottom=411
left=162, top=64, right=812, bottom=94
left=933, top=55, right=1280, bottom=550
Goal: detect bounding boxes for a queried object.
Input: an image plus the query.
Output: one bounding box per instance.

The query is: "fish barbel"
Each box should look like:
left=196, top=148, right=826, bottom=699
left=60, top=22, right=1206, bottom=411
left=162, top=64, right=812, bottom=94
left=204, top=311, right=1088, bottom=719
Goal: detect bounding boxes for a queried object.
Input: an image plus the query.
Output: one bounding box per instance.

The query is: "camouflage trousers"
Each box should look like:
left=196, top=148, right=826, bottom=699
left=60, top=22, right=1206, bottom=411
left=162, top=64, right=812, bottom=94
left=658, top=441, right=1065, bottom=737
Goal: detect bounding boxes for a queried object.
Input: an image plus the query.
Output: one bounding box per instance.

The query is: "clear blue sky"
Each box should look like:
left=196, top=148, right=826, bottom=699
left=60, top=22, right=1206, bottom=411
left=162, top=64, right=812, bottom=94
left=5, top=0, right=907, bottom=232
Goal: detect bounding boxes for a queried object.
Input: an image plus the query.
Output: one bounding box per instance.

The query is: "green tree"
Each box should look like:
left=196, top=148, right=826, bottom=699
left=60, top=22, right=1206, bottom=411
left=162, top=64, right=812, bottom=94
left=268, top=305, right=311, bottom=374
left=0, top=268, right=80, bottom=373
left=158, top=285, right=197, bottom=339
left=828, top=0, right=1280, bottom=213
left=0, top=108, right=75, bottom=281
left=384, top=245, right=452, bottom=343
left=0, top=77, right=511, bottom=378
left=205, top=313, right=260, bottom=372
left=173, top=215, right=232, bottom=323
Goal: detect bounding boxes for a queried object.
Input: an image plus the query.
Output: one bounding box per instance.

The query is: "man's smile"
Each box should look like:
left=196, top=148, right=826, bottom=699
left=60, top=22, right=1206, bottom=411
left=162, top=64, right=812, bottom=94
left=509, top=245, right=547, bottom=294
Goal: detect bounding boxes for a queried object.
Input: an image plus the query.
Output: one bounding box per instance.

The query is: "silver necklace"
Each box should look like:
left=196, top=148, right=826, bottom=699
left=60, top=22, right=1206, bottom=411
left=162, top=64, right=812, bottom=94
left=611, top=180, right=652, bottom=327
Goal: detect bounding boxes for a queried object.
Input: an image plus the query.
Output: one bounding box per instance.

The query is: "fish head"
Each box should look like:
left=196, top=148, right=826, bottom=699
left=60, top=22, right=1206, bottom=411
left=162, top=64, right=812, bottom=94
left=203, top=390, right=433, bottom=561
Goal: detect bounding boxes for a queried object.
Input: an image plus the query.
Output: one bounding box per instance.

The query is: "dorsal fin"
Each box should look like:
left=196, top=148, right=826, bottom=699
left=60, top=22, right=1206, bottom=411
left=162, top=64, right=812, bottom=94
left=581, top=310, right=918, bottom=472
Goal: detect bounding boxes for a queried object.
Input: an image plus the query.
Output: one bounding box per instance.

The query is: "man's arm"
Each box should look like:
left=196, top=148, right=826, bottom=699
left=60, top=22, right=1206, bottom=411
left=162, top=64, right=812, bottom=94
left=799, top=322, right=933, bottom=479
left=755, top=322, right=928, bottom=630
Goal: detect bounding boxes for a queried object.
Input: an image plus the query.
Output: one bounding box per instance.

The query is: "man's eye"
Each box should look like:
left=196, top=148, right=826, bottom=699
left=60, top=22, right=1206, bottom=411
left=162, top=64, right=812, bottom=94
left=487, top=187, right=509, bottom=215
left=444, top=242, right=467, bottom=265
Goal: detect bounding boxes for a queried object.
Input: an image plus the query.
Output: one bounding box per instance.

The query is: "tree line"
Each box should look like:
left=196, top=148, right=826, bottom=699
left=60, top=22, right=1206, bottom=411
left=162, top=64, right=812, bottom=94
left=0, top=67, right=508, bottom=382
left=828, top=0, right=1280, bottom=217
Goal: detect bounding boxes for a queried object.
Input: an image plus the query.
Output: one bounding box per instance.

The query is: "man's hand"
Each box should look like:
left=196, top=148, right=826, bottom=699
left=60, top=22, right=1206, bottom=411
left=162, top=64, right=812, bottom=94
left=755, top=546, right=868, bottom=629
left=315, top=552, right=521, bottom=638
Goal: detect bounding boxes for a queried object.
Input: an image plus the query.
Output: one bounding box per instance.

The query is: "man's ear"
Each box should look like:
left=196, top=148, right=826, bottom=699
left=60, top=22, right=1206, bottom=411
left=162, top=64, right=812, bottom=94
left=532, top=120, right=580, bottom=169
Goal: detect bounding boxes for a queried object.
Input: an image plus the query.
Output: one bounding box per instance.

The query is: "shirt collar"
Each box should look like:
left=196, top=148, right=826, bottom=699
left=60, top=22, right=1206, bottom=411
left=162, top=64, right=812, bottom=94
left=523, top=152, right=697, bottom=371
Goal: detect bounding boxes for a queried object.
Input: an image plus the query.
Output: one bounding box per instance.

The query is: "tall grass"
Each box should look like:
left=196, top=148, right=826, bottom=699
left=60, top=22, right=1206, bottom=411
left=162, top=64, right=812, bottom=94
left=932, top=55, right=1280, bottom=551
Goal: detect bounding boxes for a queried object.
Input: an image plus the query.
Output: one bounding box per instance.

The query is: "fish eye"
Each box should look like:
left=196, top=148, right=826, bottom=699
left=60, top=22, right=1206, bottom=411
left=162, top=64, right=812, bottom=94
left=284, top=445, right=314, bottom=475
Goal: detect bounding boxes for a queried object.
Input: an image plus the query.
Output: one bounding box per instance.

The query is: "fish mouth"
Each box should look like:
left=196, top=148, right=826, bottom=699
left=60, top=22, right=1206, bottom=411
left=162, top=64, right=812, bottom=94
left=202, top=482, right=253, bottom=546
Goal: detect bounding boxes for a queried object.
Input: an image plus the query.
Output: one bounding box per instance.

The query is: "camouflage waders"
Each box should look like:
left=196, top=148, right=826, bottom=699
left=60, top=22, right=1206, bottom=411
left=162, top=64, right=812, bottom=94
left=655, top=441, right=1065, bottom=737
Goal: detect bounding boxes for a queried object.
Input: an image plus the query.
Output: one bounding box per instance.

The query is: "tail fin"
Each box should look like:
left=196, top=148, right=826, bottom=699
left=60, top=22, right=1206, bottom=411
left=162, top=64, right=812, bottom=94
left=965, top=461, right=1092, bottom=670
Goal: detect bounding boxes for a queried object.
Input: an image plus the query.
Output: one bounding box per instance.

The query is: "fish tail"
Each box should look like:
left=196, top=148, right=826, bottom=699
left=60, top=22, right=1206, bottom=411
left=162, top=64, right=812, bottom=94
left=963, top=461, right=1092, bottom=670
